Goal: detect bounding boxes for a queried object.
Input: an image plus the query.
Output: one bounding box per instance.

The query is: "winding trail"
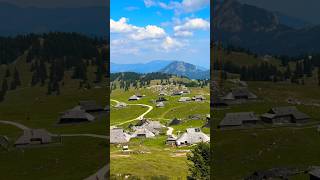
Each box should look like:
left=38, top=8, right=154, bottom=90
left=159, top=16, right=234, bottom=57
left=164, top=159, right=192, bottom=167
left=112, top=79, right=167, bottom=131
left=0, top=120, right=109, bottom=179
left=166, top=127, right=174, bottom=136
left=0, top=120, right=30, bottom=130
left=110, top=99, right=153, bottom=127
left=51, top=133, right=109, bottom=139
left=84, top=164, right=109, bottom=180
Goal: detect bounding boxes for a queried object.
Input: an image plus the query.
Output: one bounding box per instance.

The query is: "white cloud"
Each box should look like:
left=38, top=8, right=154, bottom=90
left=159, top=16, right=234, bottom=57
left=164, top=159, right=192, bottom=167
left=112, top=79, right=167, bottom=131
left=110, top=18, right=138, bottom=33
left=130, top=25, right=166, bottom=40
left=144, top=0, right=156, bottom=7
left=146, top=0, right=209, bottom=14
left=174, top=18, right=210, bottom=31
left=174, top=30, right=193, bottom=37
left=181, top=0, right=210, bottom=13
left=125, top=6, right=140, bottom=11
left=161, top=36, right=184, bottom=51
left=111, top=18, right=166, bottom=41
left=158, top=1, right=180, bottom=10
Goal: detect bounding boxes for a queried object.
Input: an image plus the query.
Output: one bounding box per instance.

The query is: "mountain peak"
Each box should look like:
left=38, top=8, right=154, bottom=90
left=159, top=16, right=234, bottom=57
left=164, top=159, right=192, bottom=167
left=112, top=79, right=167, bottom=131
left=160, top=61, right=209, bottom=80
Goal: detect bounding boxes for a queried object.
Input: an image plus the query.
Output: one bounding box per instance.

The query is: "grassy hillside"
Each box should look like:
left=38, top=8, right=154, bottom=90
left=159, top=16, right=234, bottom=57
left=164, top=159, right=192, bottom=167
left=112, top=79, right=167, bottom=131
left=0, top=33, right=108, bottom=179
left=213, top=81, right=320, bottom=179
left=110, top=77, right=210, bottom=178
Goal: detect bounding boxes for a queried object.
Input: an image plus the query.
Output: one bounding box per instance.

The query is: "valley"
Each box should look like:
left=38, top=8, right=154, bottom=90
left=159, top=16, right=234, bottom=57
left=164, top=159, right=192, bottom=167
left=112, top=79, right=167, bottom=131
left=110, top=73, right=210, bottom=179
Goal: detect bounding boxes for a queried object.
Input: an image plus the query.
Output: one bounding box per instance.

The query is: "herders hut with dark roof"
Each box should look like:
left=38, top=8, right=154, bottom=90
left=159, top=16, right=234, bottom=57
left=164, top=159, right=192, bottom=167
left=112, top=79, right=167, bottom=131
left=223, top=88, right=257, bottom=102
left=59, top=106, right=95, bottom=124
left=15, top=129, right=52, bottom=147
left=168, top=118, right=182, bottom=126
left=79, top=101, right=104, bottom=112
left=192, top=95, right=206, bottom=102
left=156, top=97, right=168, bottom=102
left=219, top=112, right=260, bottom=128
left=261, top=106, right=310, bottom=124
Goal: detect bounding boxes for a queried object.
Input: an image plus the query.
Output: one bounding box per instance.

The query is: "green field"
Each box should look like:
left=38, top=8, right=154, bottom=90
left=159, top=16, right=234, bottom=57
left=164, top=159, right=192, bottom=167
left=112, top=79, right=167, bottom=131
left=0, top=137, right=107, bottom=180
left=110, top=85, right=210, bottom=178
left=213, top=81, right=320, bottom=179
left=0, top=55, right=108, bottom=179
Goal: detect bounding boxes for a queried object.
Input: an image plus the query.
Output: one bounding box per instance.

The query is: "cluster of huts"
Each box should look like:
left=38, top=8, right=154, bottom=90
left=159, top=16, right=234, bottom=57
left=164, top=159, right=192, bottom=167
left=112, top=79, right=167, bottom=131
left=219, top=106, right=310, bottom=129
left=110, top=119, right=210, bottom=146
left=110, top=119, right=165, bottom=144
left=58, top=100, right=106, bottom=124
left=147, top=84, right=190, bottom=96
left=178, top=95, right=206, bottom=102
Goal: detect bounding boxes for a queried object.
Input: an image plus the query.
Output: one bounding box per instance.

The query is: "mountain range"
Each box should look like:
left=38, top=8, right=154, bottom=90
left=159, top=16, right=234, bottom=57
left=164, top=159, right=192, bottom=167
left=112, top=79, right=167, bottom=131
left=0, top=2, right=107, bottom=36
left=111, top=61, right=209, bottom=80
left=214, top=0, right=320, bottom=56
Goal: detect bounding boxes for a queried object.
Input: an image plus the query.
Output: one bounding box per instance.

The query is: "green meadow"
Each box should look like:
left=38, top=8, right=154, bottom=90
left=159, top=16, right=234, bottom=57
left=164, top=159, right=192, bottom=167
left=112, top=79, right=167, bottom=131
left=213, top=81, right=320, bottom=179
left=110, top=85, right=210, bottom=178
left=0, top=55, right=108, bottom=179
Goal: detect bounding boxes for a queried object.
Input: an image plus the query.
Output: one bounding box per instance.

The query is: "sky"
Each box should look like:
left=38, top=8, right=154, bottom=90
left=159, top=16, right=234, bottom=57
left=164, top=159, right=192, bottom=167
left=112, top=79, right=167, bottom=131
left=110, top=0, right=210, bottom=68
left=0, top=0, right=106, bottom=8
left=239, top=0, right=320, bottom=24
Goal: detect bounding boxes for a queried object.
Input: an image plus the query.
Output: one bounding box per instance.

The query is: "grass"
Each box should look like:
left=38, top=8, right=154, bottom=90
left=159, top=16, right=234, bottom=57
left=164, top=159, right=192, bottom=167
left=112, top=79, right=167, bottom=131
left=0, top=137, right=107, bottom=180
left=110, top=136, right=189, bottom=178
left=110, top=106, right=147, bottom=125
left=0, top=56, right=108, bottom=179
left=213, top=81, right=320, bottom=179
left=110, top=86, right=210, bottom=178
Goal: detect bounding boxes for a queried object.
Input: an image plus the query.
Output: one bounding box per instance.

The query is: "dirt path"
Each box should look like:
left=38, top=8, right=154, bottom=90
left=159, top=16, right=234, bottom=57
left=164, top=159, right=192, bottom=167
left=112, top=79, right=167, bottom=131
left=166, top=127, right=174, bottom=136
left=0, top=120, right=108, bottom=139
left=84, top=164, right=109, bottom=180
left=51, top=133, right=109, bottom=139
left=110, top=99, right=154, bottom=127
left=0, top=120, right=30, bottom=130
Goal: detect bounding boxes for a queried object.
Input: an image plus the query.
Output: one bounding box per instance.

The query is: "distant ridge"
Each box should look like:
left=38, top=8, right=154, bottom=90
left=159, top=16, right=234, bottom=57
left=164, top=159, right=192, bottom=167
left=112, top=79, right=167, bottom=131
left=160, top=61, right=209, bottom=80
left=214, top=0, right=320, bottom=56
left=111, top=60, right=209, bottom=80
left=111, top=60, right=174, bottom=74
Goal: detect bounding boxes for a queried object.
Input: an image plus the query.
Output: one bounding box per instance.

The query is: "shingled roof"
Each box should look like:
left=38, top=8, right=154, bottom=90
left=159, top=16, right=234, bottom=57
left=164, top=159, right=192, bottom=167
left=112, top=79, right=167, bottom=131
left=261, top=106, right=310, bottom=120
left=132, top=128, right=155, bottom=138
left=176, top=128, right=210, bottom=146
left=219, top=112, right=259, bottom=127
left=79, top=101, right=104, bottom=112
left=59, top=106, right=95, bottom=123
left=15, top=129, right=52, bottom=146
left=110, top=128, right=131, bottom=144
left=223, top=88, right=257, bottom=100
left=269, top=106, right=310, bottom=120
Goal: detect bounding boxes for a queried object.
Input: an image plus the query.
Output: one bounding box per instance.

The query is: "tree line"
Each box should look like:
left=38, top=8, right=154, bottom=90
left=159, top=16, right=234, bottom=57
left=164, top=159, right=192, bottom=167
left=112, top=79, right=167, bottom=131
left=0, top=32, right=107, bottom=101
left=110, top=72, right=209, bottom=92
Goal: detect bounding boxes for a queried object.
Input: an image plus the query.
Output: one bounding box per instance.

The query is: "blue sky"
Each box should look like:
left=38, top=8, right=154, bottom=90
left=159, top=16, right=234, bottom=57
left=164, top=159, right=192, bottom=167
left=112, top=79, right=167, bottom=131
left=110, top=0, right=210, bottom=68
